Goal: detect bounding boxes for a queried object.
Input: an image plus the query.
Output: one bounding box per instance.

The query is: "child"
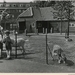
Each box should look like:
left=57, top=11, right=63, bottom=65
left=57, top=49, right=67, bottom=64
left=3, top=30, right=12, bottom=59
left=52, top=45, right=67, bottom=64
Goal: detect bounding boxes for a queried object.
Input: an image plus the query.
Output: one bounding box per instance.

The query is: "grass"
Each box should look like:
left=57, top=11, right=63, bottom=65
left=10, top=33, right=75, bottom=71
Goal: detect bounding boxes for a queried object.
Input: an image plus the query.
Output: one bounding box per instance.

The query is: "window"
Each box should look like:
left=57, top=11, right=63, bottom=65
left=10, top=9, right=14, bottom=12
left=9, top=4, right=12, bottom=7
left=0, top=4, right=2, bottom=7
left=20, top=4, right=23, bottom=7
left=23, top=4, right=26, bottom=7
left=1, top=5, right=3, bottom=7
left=69, top=24, right=71, bottom=26
left=19, top=10, right=21, bottom=12
left=12, top=15, right=14, bottom=18
left=14, top=5, right=16, bottom=7
left=20, top=4, right=21, bottom=7
left=10, top=24, right=13, bottom=29
left=16, top=9, right=19, bottom=12
left=13, top=24, right=17, bottom=29
left=16, top=4, right=18, bottom=7
left=12, top=4, right=16, bottom=7
left=70, top=23, right=75, bottom=27
left=26, top=4, right=30, bottom=7
left=6, top=4, right=9, bottom=7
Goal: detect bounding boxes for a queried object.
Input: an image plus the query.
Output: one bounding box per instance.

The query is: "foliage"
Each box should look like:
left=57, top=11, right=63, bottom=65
left=52, top=1, right=74, bottom=20
left=33, top=0, right=55, bottom=7
left=1, top=9, right=11, bottom=22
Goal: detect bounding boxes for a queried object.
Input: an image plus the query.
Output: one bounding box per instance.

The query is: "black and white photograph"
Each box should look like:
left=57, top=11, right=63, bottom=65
left=0, top=0, right=75, bottom=73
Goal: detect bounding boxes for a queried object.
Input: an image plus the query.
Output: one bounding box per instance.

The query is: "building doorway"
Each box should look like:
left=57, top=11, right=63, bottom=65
left=19, top=21, right=26, bottom=33
left=36, top=21, right=52, bottom=33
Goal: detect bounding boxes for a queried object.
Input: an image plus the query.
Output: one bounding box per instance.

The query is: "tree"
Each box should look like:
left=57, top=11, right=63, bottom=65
left=52, top=1, right=74, bottom=36
left=33, top=0, right=55, bottom=7
left=33, top=0, right=47, bottom=7
left=45, top=1, right=56, bottom=7
left=0, top=8, right=11, bottom=30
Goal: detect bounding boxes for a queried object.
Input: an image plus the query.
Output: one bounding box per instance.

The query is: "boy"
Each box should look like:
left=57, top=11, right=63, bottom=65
left=3, top=30, right=12, bottom=59
left=52, top=45, right=67, bottom=64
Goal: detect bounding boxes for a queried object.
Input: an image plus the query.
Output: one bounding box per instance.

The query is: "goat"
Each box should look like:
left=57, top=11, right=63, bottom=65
left=11, top=38, right=29, bottom=54
left=2, top=36, right=29, bottom=57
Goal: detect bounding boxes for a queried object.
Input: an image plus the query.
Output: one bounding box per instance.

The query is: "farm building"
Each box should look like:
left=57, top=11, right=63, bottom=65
left=17, top=7, right=75, bottom=33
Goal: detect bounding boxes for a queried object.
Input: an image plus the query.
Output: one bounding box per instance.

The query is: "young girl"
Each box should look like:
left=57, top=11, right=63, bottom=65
left=3, top=30, right=12, bottom=59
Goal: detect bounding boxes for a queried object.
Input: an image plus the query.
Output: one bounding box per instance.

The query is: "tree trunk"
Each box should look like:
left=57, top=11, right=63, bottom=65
left=60, top=19, right=62, bottom=34
left=60, top=10, right=62, bottom=35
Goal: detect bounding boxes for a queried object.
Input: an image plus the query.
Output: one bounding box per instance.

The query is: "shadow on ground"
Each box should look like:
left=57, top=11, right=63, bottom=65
left=1, top=51, right=75, bottom=68
left=48, top=59, right=74, bottom=67
left=66, top=60, right=74, bottom=66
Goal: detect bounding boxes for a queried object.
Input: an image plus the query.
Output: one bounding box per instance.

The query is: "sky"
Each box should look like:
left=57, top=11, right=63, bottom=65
left=0, top=0, right=34, bottom=2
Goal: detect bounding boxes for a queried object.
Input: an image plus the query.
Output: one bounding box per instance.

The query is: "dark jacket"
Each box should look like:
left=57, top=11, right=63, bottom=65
left=3, top=36, right=12, bottom=50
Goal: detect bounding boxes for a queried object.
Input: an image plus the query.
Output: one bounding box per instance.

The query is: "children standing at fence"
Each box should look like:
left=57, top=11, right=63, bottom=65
left=3, top=30, right=12, bottom=59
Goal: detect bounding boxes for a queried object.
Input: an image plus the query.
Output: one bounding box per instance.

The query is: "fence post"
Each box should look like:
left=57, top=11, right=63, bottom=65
left=1, top=43, right=3, bottom=58
left=36, top=29, right=38, bottom=35
left=46, top=28, right=48, bottom=64
left=25, top=29, right=27, bottom=36
left=43, top=28, right=44, bottom=34
left=15, top=31, right=18, bottom=58
left=51, top=28, right=52, bottom=33
left=0, top=50, right=1, bottom=58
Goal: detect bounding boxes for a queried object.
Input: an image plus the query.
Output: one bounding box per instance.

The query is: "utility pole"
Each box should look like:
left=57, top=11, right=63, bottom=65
left=67, top=7, right=70, bottom=38
left=15, top=31, right=18, bottom=58
left=46, top=28, right=48, bottom=64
